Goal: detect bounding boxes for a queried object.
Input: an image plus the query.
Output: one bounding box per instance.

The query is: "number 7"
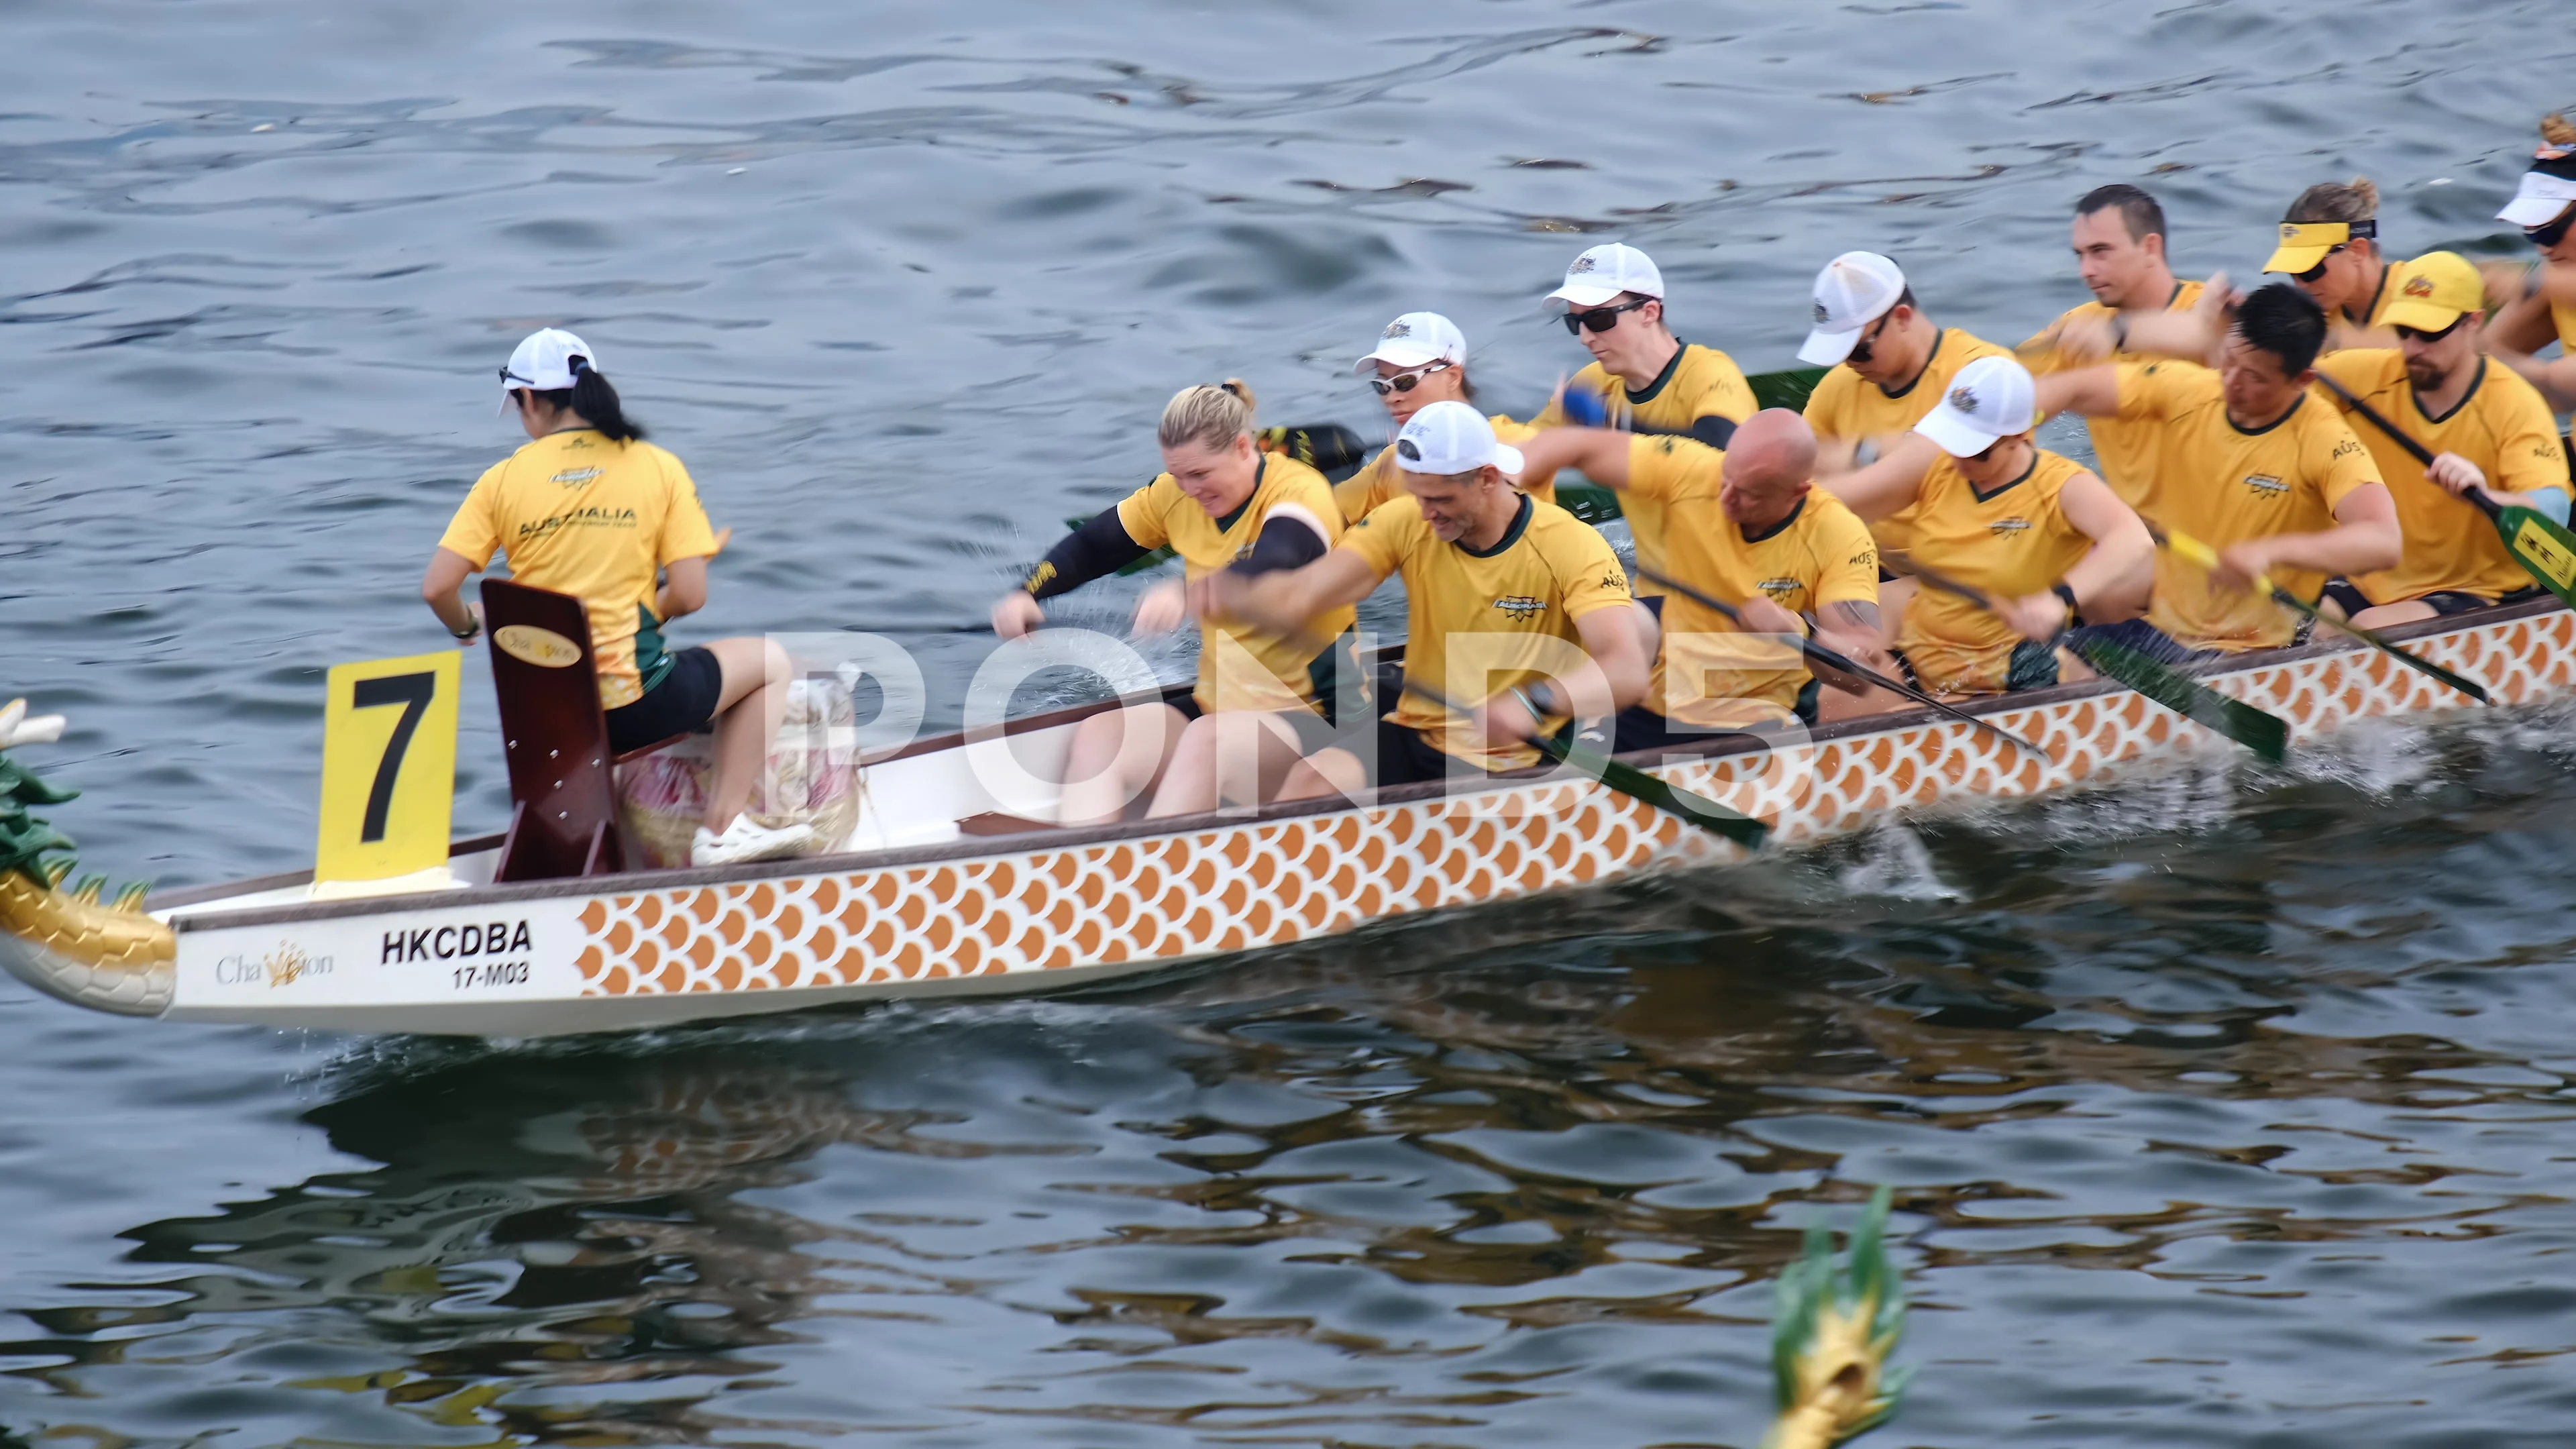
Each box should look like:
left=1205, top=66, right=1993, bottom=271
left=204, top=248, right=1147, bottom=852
left=351, top=672, right=436, bottom=844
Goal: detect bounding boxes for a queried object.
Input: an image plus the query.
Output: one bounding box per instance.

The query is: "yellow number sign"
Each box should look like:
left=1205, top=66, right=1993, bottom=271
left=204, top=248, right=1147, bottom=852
left=315, top=652, right=462, bottom=885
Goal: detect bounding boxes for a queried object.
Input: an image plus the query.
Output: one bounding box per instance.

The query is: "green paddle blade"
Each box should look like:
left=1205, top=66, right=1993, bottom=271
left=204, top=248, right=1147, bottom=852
left=1537, top=731, right=1769, bottom=849
left=2493, top=502, right=2576, bottom=611
left=1553, top=482, right=1625, bottom=525
left=1750, top=365, right=1829, bottom=413
left=2072, top=637, right=2289, bottom=763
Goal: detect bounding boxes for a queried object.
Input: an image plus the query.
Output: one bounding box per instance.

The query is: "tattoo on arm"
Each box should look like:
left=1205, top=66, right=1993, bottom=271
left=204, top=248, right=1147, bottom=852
left=1825, top=600, right=1881, bottom=635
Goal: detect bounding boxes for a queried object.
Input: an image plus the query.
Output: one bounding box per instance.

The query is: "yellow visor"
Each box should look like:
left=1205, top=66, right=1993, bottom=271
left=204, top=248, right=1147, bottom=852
left=2263, top=220, right=2361, bottom=274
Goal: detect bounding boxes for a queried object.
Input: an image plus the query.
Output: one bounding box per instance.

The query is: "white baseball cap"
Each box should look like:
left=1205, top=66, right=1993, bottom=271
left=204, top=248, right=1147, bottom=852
left=1797, top=252, right=1908, bottom=366
left=2498, top=168, right=2576, bottom=227
left=1395, top=400, right=1523, bottom=476
left=1546, top=243, right=1664, bottom=310
left=1914, top=354, right=2037, bottom=458
left=1354, top=312, right=1467, bottom=373
left=500, top=327, right=595, bottom=396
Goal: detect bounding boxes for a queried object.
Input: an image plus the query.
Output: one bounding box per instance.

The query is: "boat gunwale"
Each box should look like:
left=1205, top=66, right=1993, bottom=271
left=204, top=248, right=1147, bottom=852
left=153, top=594, right=2563, bottom=933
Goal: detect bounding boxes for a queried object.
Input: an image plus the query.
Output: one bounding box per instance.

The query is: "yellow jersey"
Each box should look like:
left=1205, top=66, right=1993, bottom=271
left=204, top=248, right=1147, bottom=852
left=1340, top=493, right=1634, bottom=769
left=1621, top=435, right=1878, bottom=726
left=1804, top=327, right=2015, bottom=555
left=1118, top=455, right=1354, bottom=714
left=2112, top=362, right=2383, bottom=651
left=1334, top=414, right=1548, bottom=523
left=437, top=429, right=718, bottom=708
left=2313, top=351, right=2570, bottom=605
left=2022, top=280, right=2208, bottom=509
left=1894, top=448, right=2097, bottom=694
left=1529, top=342, right=1757, bottom=598
left=2556, top=290, right=2576, bottom=353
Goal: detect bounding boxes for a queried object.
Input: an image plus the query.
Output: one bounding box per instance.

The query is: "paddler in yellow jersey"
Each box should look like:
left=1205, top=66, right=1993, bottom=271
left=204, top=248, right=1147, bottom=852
left=1523, top=244, right=1757, bottom=616
left=1795, top=250, right=2015, bottom=598
left=423, top=329, right=809, bottom=868
left=1197, top=402, right=1649, bottom=796
left=2032, top=282, right=2399, bottom=659
left=1817, top=356, right=2157, bottom=705
left=2021, top=185, right=2207, bottom=513
left=2306, top=254, right=2571, bottom=626
left=2265, top=178, right=2400, bottom=352
left=2487, top=115, right=2576, bottom=413
left=1507, top=410, right=1888, bottom=749
left=991, top=381, right=1354, bottom=825
left=1333, top=311, right=1547, bottom=522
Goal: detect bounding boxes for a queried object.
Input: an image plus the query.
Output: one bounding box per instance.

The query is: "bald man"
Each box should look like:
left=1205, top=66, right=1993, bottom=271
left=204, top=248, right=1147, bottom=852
left=1512, top=409, right=1886, bottom=751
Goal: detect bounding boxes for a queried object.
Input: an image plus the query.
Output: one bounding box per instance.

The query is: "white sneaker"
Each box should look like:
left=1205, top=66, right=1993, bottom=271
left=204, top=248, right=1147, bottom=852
left=690, top=817, right=819, bottom=868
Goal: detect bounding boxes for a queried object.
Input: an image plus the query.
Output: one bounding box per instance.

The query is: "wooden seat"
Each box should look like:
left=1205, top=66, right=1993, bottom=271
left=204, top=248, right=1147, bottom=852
left=480, top=579, right=655, bottom=883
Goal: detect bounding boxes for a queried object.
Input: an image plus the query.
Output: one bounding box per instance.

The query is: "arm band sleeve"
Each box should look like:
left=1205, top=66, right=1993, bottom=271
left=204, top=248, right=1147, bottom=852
left=2530, top=485, right=2571, bottom=527
left=1228, top=514, right=1331, bottom=576
left=1626, top=414, right=1740, bottom=450
left=1025, top=506, right=1150, bottom=598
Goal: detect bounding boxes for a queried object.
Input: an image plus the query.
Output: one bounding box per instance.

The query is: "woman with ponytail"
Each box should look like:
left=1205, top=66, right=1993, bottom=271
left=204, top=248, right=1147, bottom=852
left=2263, top=176, right=2395, bottom=347
left=990, top=379, right=1356, bottom=825
left=421, top=328, right=813, bottom=868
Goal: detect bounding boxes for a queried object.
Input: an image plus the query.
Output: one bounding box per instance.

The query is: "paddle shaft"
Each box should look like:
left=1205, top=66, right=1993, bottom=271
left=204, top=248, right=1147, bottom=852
left=2154, top=527, right=2490, bottom=703
left=1888, top=554, right=2293, bottom=761
left=1395, top=679, right=1766, bottom=847
left=1636, top=567, right=2050, bottom=760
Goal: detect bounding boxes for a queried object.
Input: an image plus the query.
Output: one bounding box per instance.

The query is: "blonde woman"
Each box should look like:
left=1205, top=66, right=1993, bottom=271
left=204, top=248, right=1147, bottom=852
left=991, top=382, right=1354, bottom=825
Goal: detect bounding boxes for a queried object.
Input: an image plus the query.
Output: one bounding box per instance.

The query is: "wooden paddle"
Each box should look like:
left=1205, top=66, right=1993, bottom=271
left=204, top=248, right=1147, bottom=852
left=1636, top=567, right=2052, bottom=762
left=1397, top=679, right=1769, bottom=849
left=2154, top=527, right=2491, bottom=704
left=2312, top=372, right=2576, bottom=610
left=1884, top=553, right=2290, bottom=762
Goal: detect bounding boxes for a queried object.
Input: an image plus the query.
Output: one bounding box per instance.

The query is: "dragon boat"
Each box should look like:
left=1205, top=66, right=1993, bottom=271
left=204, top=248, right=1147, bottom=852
left=5, top=594, right=2573, bottom=1038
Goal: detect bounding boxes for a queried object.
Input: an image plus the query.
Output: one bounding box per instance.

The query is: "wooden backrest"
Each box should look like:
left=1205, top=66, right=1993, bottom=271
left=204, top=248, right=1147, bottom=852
left=480, top=578, right=629, bottom=881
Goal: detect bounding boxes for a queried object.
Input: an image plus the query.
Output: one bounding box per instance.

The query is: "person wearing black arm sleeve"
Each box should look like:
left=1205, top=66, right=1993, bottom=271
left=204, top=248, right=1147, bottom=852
left=988, top=381, right=1356, bottom=827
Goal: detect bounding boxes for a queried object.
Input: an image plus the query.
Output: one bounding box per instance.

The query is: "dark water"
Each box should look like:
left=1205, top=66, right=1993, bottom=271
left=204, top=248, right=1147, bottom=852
left=3, top=1, right=2575, bottom=1444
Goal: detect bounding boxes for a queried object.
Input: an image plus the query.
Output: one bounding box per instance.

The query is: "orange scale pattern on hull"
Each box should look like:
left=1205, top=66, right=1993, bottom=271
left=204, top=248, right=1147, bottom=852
left=564, top=611, right=2567, bottom=1000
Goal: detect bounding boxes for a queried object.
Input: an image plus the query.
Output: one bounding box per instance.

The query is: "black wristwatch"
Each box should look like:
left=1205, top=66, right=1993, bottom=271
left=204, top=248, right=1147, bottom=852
left=2051, top=581, right=2081, bottom=624
left=451, top=616, right=482, bottom=642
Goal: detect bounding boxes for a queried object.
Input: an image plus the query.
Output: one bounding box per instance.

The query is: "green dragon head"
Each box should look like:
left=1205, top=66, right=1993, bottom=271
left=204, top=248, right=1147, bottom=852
left=0, top=700, right=79, bottom=885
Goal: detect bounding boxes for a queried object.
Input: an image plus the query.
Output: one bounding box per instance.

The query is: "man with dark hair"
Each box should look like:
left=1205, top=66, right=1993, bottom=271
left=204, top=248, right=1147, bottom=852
left=2033, top=282, right=2399, bottom=657
left=2024, top=183, right=2208, bottom=511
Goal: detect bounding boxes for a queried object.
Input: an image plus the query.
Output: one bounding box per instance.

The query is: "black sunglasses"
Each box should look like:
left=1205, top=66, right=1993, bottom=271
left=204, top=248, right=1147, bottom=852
left=2293, top=245, right=2350, bottom=284
left=1561, top=297, right=1652, bottom=335
left=1369, top=362, right=1453, bottom=396
left=2530, top=205, right=2576, bottom=250
left=1846, top=310, right=1897, bottom=366
left=2395, top=315, right=2466, bottom=345
left=498, top=366, right=535, bottom=387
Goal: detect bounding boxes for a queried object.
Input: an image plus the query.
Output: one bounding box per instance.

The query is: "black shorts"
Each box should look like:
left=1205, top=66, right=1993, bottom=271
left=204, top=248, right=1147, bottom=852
left=2061, top=617, right=2212, bottom=668
left=1370, top=716, right=1499, bottom=788
left=2320, top=579, right=2545, bottom=616
left=1173, top=694, right=1340, bottom=755
left=1612, top=678, right=1821, bottom=752
left=604, top=646, right=722, bottom=755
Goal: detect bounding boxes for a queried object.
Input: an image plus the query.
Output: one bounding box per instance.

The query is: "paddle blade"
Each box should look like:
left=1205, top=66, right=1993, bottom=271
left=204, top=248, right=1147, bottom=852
left=2073, top=638, right=2289, bottom=763
left=2494, top=504, right=2576, bottom=611
left=1553, top=482, right=1626, bottom=525
left=1540, top=733, right=1768, bottom=849
left=1750, top=366, right=1830, bottom=413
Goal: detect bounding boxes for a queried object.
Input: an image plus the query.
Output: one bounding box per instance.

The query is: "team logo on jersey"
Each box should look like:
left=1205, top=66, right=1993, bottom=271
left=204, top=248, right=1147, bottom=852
left=1756, top=577, right=1801, bottom=600
left=1493, top=594, right=1544, bottom=619
left=1988, top=517, right=2032, bottom=535
left=1949, top=385, right=1980, bottom=414
left=1383, top=319, right=1413, bottom=339
left=550, top=467, right=604, bottom=487
left=2243, top=473, right=2288, bottom=497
